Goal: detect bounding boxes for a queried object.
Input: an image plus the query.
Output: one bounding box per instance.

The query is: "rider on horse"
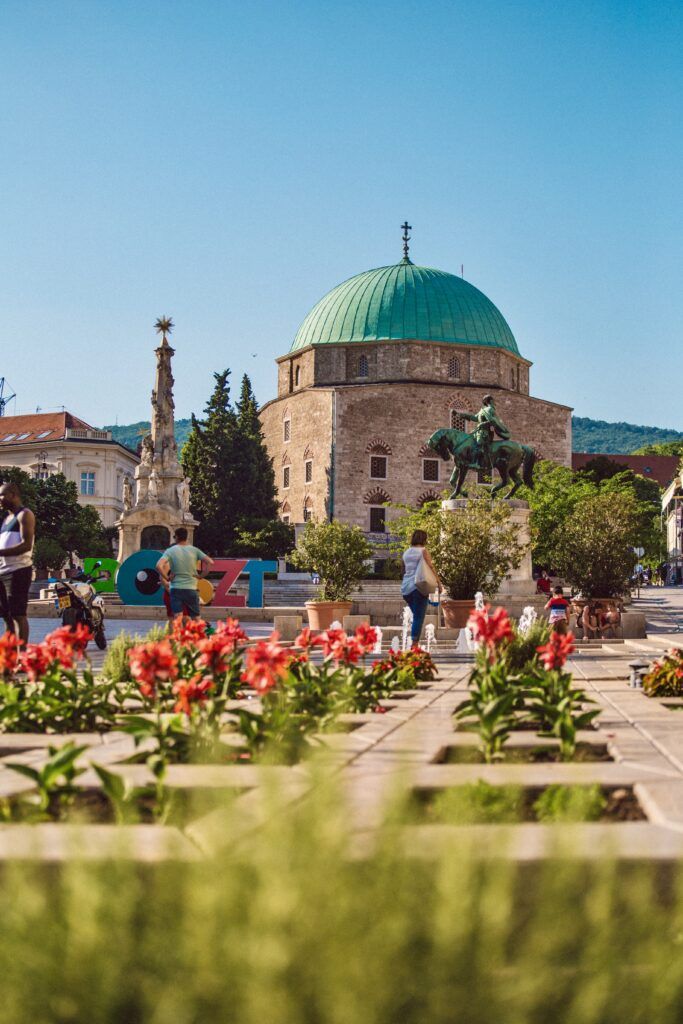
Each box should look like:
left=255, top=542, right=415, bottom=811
left=457, top=396, right=511, bottom=472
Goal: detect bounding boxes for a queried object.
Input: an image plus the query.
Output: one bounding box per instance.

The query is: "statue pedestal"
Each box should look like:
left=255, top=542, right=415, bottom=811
left=116, top=504, right=198, bottom=562
left=440, top=498, right=534, bottom=597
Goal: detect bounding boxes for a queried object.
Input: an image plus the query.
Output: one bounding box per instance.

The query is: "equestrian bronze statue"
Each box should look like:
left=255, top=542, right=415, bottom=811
left=426, top=396, right=537, bottom=499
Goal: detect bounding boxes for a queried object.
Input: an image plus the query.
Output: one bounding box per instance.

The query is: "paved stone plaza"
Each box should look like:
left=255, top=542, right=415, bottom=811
left=4, top=586, right=683, bottom=863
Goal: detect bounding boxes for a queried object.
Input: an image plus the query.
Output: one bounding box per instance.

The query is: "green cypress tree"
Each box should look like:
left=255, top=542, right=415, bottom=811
left=181, top=370, right=239, bottom=555
left=235, top=373, right=278, bottom=524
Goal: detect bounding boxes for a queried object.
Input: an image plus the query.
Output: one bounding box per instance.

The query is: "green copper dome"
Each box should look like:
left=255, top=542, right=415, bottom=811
left=290, top=261, right=520, bottom=355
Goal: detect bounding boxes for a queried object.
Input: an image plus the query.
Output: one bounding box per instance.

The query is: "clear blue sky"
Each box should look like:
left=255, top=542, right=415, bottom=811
left=1, top=0, right=681, bottom=429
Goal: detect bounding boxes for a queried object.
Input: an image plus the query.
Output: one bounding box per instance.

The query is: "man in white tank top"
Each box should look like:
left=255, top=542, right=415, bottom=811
left=0, top=482, right=35, bottom=643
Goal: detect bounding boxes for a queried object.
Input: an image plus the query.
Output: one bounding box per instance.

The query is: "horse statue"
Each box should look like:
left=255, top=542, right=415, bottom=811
left=426, top=426, right=537, bottom=499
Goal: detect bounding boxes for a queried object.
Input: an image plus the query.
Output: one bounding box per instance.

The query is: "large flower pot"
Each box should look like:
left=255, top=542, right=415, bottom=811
left=441, top=598, right=475, bottom=629
left=305, top=600, right=353, bottom=631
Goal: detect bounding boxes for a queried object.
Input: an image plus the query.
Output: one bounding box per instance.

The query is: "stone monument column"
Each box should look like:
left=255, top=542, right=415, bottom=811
left=116, top=317, right=199, bottom=562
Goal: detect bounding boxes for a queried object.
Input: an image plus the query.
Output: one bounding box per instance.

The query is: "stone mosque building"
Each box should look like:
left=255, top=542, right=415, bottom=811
left=260, top=236, right=571, bottom=538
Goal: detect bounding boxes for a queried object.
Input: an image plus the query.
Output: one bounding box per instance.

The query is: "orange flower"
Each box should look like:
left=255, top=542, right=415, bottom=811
left=172, top=675, right=214, bottom=715
left=171, top=615, right=207, bottom=646
left=214, top=617, right=249, bottom=650
left=43, top=624, right=92, bottom=668
left=19, top=643, right=51, bottom=681
left=241, top=632, right=289, bottom=695
left=196, top=634, right=237, bottom=676
left=294, top=627, right=315, bottom=650
left=354, top=623, right=379, bottom=653
left=537, top=631, right=575, bottom=670
left=467, top=605, right=513, bottom=652
left=129, top=640, right=179, bottom=698
left=0, top=632, right=22, bottom=675
left=313, top=628, right=365, bottom=664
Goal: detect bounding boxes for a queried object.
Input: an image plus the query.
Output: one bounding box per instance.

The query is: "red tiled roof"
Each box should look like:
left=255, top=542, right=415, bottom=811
left=572, top=452, right=679, bottom=488
left=0, top=411, right=94, bottom=445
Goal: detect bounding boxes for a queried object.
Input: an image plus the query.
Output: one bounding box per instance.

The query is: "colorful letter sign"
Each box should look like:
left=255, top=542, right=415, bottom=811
left=105, top=552, right=277, bottom=607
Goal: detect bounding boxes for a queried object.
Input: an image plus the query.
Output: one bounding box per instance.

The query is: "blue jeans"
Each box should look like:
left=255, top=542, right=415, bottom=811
left=403, top=588, right=429, bottom=644
left=170, top=588, right=201, bottom=618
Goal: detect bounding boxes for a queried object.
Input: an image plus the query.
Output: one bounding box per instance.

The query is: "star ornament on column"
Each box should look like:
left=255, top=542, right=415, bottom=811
left=154, top=316, right=174, bottom=341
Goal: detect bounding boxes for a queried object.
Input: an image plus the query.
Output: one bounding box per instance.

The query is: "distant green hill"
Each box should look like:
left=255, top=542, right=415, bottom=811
left=572, top=417, right=683, bottom=454
left=104, top=414, right=683, bottom=458
left=103, top=419, right=193, bottom=453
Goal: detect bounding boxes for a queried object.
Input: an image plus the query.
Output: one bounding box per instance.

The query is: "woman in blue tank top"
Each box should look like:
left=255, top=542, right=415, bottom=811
left=401, top=529, right=441, bottom=646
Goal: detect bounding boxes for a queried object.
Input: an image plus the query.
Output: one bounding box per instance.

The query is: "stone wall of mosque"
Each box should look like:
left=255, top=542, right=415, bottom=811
left=261, top=373, right=571, bottom=530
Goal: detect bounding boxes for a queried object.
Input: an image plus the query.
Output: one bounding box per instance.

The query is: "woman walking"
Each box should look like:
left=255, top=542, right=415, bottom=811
left=401, top=530, right=442, bottom=646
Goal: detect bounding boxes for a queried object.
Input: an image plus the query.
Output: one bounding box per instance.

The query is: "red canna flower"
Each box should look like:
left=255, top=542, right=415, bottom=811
left=42, top=624, right=92, bottom=669
left=171, top=615, right=208, bottom=646
left=19, top=643, right=52, bottom=681
left=537, top=631, right=575, bottom=670
left=241, top=632, right=289, bottom=695
left=354, top=623, right=379, bottom=653
left=129, top=640, right=179, bottom=698
left=196, top=634, right=236, bottom=676
left=172, top=674, right=214, bottom=715
left=314, top=628, right=364, bottom=664
left=294, top=627, right=315, bottom=650
left=213, top=617, right=249, bottom=651
left=467, top=605, right=513, bottom=653
left=0, top=632, right=22, bottom=675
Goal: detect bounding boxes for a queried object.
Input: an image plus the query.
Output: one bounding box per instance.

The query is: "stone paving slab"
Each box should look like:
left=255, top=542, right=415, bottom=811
left=0, top=823, right=199, bottom=861
left=394, top=823, right=683, bottom=861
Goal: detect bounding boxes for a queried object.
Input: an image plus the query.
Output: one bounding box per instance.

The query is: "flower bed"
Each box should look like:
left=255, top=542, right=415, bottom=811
left=454, top=606, right=600, bottom=762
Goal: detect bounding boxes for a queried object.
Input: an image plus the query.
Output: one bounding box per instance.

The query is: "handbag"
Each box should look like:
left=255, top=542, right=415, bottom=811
left=414, top=554, right=438, bottom=596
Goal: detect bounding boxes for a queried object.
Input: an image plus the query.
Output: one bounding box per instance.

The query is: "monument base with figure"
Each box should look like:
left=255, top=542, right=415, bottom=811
left=440, top=497, right=535, bottom=598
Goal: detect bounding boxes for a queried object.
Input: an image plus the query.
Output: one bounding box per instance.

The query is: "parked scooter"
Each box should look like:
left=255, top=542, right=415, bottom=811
left=49, top=562, right=108, bottom=650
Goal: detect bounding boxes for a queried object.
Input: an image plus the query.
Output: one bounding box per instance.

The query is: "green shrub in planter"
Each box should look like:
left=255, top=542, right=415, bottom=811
left=290, top=520, right=373, bottom=602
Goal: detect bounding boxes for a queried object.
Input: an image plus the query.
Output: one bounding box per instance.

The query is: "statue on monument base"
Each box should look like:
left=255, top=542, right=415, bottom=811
left=426, top=395, right=537, bottom=499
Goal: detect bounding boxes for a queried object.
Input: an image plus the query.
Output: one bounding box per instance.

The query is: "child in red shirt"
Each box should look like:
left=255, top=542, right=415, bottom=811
left=545, top=586, right=571, bottom=634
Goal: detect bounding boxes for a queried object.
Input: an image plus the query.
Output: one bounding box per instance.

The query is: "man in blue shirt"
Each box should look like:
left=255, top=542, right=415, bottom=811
left=156, top=527, right=213, bottom=618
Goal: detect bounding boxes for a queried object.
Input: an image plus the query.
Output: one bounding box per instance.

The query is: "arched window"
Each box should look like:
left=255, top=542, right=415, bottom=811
left=450, top=410, right=466, bottom=431
left=295, top=365, right=300, bottom=387
left=358, top=354, right=369, bottom=378
left=448, top=356, right=460, bottom=379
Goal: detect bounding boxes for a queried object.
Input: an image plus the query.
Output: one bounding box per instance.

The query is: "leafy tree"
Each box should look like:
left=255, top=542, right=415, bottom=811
left=552, top=491, right=640, bottom=597
left=632, top=441, right=683, bottom=457
left=0, top=467, right=110, bottom=569
left=233, top=519, right=294, bottom=560
left=521, top=460, right=664, bottom=568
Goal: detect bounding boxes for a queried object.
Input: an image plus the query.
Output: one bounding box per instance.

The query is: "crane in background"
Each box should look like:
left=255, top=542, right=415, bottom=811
left=0, top=378, right=16, bottom=417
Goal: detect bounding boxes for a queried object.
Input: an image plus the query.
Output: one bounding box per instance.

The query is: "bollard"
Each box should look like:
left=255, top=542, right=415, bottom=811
left=628, top=658, right=650, bottom=689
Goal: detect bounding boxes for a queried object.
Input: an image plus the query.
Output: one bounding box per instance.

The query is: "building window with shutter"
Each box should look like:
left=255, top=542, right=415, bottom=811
left=448, top=356, right=460, bottom=379
left=283, top=419, right=291, bottom=442
left=370, top=455, right=387, bottom=479
left=450, top=411, right=466, bottom=431
left=303, top=505, right=313, bottom=522
left=358, top=354, right=369, bottom=378
left=423, top=459, right=440, bottom=482
left=283, top=466, right=290, bottom=489
left=369, top=506, right=386, bottom=533
left=305, top=459, right=312, bottom=483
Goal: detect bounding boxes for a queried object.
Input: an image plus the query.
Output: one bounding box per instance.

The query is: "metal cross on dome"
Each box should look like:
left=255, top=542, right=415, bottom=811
left=401, top=221, right=412, bottom=261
